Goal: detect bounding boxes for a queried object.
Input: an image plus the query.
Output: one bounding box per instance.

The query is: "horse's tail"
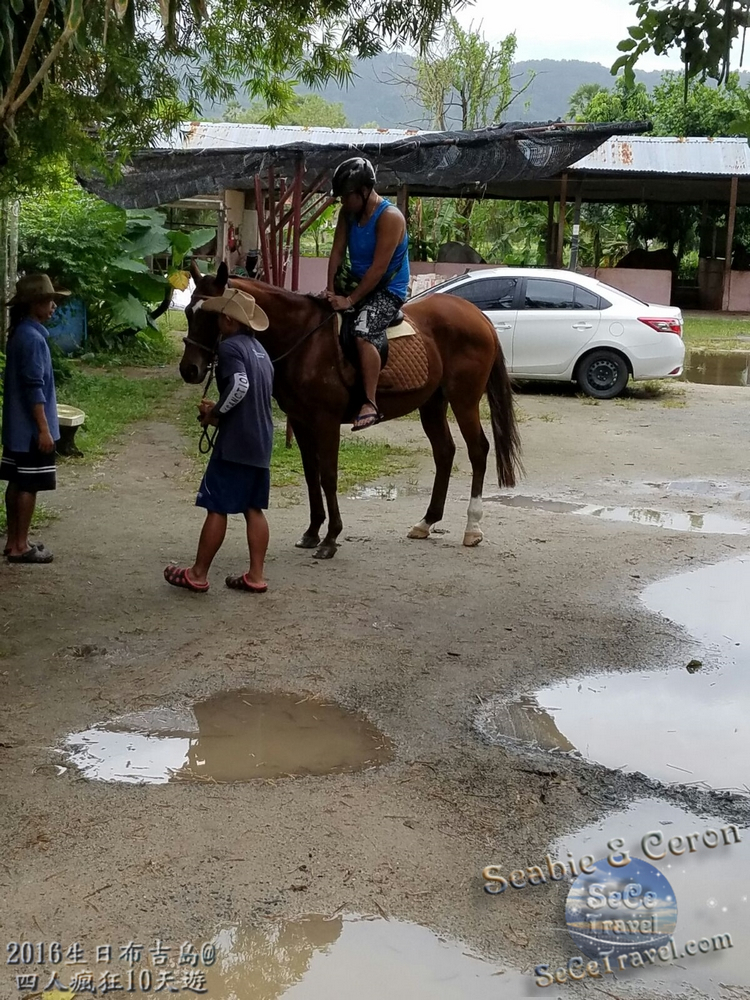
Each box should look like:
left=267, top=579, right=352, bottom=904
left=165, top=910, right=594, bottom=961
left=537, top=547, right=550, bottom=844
left=486, top=341, right=522, bottom=489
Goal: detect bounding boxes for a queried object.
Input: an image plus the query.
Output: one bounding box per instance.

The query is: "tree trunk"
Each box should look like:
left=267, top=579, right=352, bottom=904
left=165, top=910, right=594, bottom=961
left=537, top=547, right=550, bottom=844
left=0, top=197, right=19, bottom=351
left=455, top=197, right=476, bottom=245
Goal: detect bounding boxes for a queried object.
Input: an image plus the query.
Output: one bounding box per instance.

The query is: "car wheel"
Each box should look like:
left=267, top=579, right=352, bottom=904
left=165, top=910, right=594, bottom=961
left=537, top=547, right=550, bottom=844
left=576, top=350, right=629, bottom=399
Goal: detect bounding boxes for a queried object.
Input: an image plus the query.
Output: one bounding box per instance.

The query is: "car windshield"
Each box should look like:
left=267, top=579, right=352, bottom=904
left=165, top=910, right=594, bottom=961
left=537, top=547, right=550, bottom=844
left=595, top=281, right=649, bottom=306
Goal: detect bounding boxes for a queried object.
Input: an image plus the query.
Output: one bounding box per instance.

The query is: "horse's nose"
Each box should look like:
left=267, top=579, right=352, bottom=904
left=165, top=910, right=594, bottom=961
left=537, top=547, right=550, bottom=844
left=181, top=362, right=201, bottom=384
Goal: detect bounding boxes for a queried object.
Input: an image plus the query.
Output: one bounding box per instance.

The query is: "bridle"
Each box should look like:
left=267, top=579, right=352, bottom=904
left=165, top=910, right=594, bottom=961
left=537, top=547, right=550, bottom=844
left=183, top=292, right=336, bottom=453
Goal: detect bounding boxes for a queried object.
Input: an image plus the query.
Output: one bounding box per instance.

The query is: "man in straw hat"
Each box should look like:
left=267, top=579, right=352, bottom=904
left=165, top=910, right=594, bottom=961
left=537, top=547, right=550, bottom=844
left=2, top=273, right=70, bottom=564
left=164, top=287, right=274, bottom=594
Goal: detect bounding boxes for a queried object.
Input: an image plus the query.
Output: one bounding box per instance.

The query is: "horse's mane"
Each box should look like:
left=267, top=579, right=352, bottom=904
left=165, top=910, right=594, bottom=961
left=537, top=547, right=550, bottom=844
left=229, top=276, right=323, bottom=305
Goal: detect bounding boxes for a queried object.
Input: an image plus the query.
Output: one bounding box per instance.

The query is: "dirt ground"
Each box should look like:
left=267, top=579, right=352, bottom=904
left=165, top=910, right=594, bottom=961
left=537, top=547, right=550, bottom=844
left=2, top=379, right=750, bottom=999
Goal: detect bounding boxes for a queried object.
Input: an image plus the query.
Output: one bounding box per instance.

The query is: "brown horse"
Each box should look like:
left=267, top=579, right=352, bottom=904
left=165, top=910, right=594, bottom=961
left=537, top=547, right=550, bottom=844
left=180, top=261, right=521, bottom=560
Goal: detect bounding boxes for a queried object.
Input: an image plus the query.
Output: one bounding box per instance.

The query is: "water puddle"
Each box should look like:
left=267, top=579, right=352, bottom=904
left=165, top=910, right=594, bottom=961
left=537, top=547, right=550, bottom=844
left=476, top=557, right=750, bottom=793
left=485, top=494, right=750, bottom=535
left=63, top=690, right=392, bottom=784
left=204, top=914, right=533, bottom=999
left=683, top=351, right=750, bottom=387
left=647, top=479, right=750, bottom=503
left=348, top=485, right=399, bottom=501
left=553, top=798, right=750, bottom=998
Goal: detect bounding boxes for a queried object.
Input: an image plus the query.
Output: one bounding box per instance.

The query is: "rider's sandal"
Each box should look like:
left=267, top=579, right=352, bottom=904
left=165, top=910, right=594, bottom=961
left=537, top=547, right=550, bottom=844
left=352, top=400, right=383, bottom=432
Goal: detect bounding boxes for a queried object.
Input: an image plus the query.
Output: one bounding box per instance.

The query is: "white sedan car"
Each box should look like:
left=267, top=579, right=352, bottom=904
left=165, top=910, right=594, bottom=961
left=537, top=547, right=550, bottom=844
left=411, top=267, right=685, bottom=399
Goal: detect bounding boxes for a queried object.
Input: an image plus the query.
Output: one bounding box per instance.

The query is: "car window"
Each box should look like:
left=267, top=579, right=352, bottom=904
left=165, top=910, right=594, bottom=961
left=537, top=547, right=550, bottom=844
left=523, top=279, right=577, bottom=310
left=447, top=277, right=518, bottom=310
left=574, top=286, right=601, bottom=310
left=596, top=281, right=647, bottom=306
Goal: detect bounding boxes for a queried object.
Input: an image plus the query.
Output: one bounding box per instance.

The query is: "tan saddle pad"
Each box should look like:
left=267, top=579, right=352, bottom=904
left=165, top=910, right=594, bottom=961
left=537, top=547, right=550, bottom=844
left=335, top=313, right=430, bottom=394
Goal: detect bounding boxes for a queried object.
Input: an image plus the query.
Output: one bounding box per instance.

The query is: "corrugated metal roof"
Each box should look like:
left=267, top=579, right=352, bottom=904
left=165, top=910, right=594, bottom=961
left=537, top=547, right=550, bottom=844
left=572, top=135, right=750, bottom=176
left=165, top=122, right=428, bottom=151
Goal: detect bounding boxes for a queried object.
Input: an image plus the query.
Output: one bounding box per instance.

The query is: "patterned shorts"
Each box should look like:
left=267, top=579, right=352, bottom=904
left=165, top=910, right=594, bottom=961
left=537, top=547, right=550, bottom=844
left=351, top=289, right=403, bottom=355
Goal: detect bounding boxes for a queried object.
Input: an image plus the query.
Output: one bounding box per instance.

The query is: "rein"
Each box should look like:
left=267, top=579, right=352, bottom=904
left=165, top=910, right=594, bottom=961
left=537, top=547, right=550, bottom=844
left=184, top=304, right=334, bottom=455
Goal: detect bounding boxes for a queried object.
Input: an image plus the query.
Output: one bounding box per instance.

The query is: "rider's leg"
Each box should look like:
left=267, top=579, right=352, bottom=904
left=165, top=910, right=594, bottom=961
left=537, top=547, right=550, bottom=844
left=355, top=340, right=382, bottom=417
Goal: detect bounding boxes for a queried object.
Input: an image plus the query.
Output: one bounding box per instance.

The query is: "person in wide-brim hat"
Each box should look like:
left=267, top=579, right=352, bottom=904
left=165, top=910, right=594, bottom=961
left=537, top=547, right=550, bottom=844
left=2, top=273, right=70, bottom=564
left=8, top=273, right=71, bottom=306
left=164, top=285, right=275, bottom=595
left=197, top=286, right=269, bottom=331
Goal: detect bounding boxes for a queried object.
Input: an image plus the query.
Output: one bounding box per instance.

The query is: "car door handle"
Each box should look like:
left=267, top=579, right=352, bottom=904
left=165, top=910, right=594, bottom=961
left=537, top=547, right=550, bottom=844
left=495, top=322, right=513, bottom=330
left=572, top=322, right=593, bottom=330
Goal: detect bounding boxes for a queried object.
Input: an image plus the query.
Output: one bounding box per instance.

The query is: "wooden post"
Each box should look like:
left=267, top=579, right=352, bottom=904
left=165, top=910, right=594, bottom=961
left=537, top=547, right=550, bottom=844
left=291, top=159, right=303, bottom=292
left=545, top=196, right=556, bottom=267
left=722, top=175, right=739, bottom=312
left=396, top=184, right=409, bottom=225
left=267, top=166, right=278, bottom=286
left=556, top=173, right=568, bottom=269
left=254, top=173, right=272, bottom=284
left=569, top=187, right=583, bottom=272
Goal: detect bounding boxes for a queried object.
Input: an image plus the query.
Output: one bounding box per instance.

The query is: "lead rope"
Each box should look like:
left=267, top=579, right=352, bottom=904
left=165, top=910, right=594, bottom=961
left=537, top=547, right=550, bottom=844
left=198, top=360, right=218, bottom=455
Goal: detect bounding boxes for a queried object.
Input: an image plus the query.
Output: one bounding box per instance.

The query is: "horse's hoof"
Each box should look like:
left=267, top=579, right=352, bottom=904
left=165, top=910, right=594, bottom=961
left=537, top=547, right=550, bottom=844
left=463, top=530, right=483, bottom=548
left=295, top=534, right=320, bottom=549
left=408, top=523, right=431, bottom=540
left=313, top=542, right=338, bottom=560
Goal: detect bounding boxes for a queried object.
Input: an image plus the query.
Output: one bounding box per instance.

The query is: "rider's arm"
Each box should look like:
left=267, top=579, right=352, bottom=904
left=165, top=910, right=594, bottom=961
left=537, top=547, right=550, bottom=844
left=327, top=211, right=348, bottom=294
left=348, top=208, right=405, bottom=307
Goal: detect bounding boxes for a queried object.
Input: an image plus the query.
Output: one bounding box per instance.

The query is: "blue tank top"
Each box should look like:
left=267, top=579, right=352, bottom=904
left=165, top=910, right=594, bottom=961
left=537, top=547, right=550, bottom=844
left=346, top=199, right=410, bottom=302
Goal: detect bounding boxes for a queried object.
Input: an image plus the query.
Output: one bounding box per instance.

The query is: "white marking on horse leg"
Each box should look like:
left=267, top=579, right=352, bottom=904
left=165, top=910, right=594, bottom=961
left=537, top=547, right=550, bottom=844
left=463, top=495, right=483, bottom=547
left=408, top=518, right=432, bottom=540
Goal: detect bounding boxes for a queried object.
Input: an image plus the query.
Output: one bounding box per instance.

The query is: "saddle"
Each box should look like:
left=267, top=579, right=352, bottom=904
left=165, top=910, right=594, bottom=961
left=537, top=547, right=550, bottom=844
left=335, top=312, right=430, bottom=395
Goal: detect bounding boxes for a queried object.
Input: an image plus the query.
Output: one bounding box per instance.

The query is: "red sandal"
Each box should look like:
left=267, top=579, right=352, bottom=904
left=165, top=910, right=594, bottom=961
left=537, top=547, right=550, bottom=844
left=164, top=565, right=209, bottom=593
left=225, top=573, right=268, bottom=593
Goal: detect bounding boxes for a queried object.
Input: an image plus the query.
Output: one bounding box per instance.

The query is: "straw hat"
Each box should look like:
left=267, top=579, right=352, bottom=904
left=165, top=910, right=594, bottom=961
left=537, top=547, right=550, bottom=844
left=199, top=288, right=269, bottom=332
left=10, top=273, right=71, bottom=305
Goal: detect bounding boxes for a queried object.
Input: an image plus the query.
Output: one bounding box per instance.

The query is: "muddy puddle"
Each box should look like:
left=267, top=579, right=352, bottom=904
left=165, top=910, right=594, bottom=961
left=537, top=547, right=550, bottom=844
left=348, top=485, right=400, bottom=501
left=683, top=351, right=750, bottom=387
left=647, top=478, right=750, bottom=503
left=476, top=557, right=750, bottom=793
left=552, top=798, right=750, bottom=998
left=203, top=914, right=534, bottom=999
left=63, top=690, right=392, bottom=784
left=485, top=494, right=750, bottom=535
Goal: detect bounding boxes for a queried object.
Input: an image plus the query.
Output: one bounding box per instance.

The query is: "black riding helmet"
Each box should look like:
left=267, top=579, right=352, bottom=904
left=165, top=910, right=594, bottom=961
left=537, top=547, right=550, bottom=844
left=331, top=157, right=377, bottom=198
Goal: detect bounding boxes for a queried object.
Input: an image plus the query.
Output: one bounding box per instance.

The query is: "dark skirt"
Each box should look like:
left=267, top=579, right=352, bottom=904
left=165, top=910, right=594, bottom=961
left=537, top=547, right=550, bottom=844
left=196, top=453, right=270, bottom=514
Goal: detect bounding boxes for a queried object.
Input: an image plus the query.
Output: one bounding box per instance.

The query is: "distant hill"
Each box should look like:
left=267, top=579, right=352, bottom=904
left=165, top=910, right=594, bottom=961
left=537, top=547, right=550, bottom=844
left=197, top=54, right=750, bottom=129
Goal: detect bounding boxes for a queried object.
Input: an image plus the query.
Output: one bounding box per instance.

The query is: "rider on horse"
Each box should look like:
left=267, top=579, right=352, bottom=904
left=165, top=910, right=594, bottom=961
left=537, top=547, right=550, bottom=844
left=326, top=157, right=410, bottom=431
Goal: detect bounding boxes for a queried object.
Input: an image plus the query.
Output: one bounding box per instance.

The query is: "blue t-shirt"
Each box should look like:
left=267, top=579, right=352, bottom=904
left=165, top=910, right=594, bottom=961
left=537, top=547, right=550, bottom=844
left=213, top=334, right=274, bottom=468
left=347, top=199, right=410, bottom=302
left=2, top=318, right=59, bottom=452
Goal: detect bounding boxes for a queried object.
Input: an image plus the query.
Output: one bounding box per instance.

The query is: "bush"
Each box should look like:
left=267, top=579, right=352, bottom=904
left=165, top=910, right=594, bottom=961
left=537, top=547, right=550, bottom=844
left=18, top=182, right=213, bottom=354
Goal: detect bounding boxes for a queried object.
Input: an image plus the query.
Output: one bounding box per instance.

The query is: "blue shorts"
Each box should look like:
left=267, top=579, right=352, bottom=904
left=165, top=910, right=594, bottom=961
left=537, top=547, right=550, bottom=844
left=196, top=454, right=270, bottom=514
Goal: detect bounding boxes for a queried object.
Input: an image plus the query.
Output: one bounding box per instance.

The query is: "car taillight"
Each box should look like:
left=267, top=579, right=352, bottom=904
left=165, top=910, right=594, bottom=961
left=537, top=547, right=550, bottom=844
left=639, top=317, right=683, bottom=336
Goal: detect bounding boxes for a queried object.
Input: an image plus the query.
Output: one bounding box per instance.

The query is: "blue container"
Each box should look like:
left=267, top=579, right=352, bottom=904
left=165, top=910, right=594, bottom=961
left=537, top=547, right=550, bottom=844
left=48, top=297, right=87, bottom=355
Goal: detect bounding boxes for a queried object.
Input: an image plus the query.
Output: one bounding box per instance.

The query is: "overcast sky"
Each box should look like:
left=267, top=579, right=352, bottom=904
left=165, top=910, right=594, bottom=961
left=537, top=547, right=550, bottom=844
left=452, top=0, right=682, bottom=70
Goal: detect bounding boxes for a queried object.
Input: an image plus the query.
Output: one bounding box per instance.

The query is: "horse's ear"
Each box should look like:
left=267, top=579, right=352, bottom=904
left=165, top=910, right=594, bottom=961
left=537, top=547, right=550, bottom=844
left=216, top=261, right=229, bottom=289
left=189, top=258, right=202, bottom=282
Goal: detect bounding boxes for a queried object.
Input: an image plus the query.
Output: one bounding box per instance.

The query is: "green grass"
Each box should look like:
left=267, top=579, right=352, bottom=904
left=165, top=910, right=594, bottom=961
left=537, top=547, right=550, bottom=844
left=683, top=314, right=750, bottom=351
left=179, top=396, right=417, bottom=492
left=57, top=367, right=179, bottom=461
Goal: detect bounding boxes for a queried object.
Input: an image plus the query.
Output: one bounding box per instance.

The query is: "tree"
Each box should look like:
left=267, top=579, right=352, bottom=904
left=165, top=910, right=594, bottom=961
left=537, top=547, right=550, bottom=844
left=568, top=84, right=608, bottom=120
left=0, top=0, right=456, bottom=196
left=410, top=19, right=534, bottom=243
left=225, top=93, right=349, bottom=128
left=571, top=70, right=750, bottom=138
left=570, top=78, right=655, bottom=125
left=615, top=0, right=750, bottom=90
left=413, top=18, right=531, bottom=132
